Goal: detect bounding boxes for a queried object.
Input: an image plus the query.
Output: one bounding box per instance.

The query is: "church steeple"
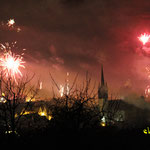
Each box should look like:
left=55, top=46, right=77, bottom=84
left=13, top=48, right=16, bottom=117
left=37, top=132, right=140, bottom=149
left=98, top=64, right=108, bottom=100
left=101, top=64, right=104, bottom=86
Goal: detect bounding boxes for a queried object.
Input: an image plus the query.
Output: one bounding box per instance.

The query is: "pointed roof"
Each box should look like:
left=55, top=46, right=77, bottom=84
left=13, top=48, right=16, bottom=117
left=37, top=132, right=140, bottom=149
left=101, top=64, right=104, bottom=86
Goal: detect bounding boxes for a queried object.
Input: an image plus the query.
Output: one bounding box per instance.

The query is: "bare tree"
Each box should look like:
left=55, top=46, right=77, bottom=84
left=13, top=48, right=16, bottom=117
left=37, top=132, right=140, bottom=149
left=49, top=71, right=122, bottom=131
left=106, top=99, right=121, bottom=125
left=0, top=74, right=39, bottom=134
left=49, top=72, right=100, bottom=130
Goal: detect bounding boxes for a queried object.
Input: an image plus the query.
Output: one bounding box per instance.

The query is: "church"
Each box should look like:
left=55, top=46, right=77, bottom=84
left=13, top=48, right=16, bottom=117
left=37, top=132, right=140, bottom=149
left=98, top=65, right=125, bottom=126
left=98, top=65, right=108, bottom=112
left=97, top=65, right=150, bottom=128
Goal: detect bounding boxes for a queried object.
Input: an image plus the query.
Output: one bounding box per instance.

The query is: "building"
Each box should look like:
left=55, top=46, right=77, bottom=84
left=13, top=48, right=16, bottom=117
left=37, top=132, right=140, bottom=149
left=98, top=65, right=125, bottom=126
left=97, top=65, right=150, bottom=128
left=98, top=65, right=108, bottom=112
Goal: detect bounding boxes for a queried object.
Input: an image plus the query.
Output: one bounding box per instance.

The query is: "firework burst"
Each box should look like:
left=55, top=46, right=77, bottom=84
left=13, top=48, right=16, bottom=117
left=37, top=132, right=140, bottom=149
left=0, top=51, right=25, bottom=78
left=138, top=33, right=150, bottom=45
left=0, top=42, right=25, bottom=81
left=7, top=19, right=15, bottom=27
left=1, top=19, right=21, bottom=33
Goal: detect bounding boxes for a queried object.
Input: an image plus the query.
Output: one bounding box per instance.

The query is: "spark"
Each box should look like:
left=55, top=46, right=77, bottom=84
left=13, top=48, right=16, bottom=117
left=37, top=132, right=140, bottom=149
left=138, top=33, right=150, bottom=45
left=17, top=27, right=21, bottom=32
left=7, top=19, right=15, bottom=27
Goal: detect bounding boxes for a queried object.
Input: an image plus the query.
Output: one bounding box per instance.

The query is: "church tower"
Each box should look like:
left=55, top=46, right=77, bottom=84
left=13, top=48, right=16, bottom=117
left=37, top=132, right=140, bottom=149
left=98, top=65, right=108, bottom=111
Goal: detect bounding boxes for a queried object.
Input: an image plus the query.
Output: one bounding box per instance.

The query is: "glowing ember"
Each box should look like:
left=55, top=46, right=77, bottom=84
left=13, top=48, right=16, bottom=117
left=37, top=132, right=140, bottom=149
left=0, top=51, right=25, bottom=80
left=7, top=19, right=15, bottom=27
left=138, top=33, right=150, bottom=45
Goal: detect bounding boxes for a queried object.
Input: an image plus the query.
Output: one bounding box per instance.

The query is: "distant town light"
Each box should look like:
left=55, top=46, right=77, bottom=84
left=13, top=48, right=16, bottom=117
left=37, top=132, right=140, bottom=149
left=38, top=107, right=52, bottom=120
left=101, top=116, right=106, bottom=127
left=0, top=93, right=6, bottom=103
left=26, top=96, right=35, bottom=102
left=101, top=122, right=106, bottom=127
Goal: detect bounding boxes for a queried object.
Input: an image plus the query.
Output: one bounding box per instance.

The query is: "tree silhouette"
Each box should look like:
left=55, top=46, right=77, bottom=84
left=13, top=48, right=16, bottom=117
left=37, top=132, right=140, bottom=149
left=0, top=73, right=39, bottom=135
left=49, top=72, right=101, bottom=131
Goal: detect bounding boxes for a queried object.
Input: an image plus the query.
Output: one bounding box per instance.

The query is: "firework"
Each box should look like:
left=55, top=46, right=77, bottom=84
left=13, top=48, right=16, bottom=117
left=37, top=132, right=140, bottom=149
left=137, top=34, right=150, bottom=98
left=59, top=85, right=64, bottom=97
left=138, top=33, right=150, bottom=45
left=17, top=27, right=21, bottom=32
left=66, top=72, right=69, bottom=95
left=144, top=65, right=150, bottom=98
left=0, top=51, right=25, bottom=79
left=40, top=82, right=43, bottom=90
left=0, top=19, right=21, bottom=33
left=0, top=43, right=25, bottom=81
left=7, top=19, right=15, bottom=27
left=145, top=85, right=150, bottom=98
left=145, top=65, right=150, bottom=78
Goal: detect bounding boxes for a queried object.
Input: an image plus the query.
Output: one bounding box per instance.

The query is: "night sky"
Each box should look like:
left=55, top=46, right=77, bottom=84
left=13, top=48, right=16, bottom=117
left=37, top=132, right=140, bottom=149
left=0, top=0, right=150, bottom=97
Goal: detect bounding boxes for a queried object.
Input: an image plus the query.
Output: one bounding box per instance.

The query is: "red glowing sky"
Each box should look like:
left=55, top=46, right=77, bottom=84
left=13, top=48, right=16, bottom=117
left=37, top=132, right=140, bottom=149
left=0, top=0, right=150, bottom=97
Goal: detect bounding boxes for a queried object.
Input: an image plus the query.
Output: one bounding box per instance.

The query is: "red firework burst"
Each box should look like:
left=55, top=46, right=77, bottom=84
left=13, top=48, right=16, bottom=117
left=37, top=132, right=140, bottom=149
left=138, top=33, right=150, bottom=45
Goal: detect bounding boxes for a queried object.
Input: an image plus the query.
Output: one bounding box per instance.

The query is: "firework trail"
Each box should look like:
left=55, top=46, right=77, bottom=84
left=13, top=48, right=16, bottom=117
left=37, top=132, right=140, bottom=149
left=59, top=84, right=64, bottom=97
left=40, top=81, right=43, bottom=90
left=66, top=72, right=70, bottom=95
left=59, top=72, right=70, bottom=97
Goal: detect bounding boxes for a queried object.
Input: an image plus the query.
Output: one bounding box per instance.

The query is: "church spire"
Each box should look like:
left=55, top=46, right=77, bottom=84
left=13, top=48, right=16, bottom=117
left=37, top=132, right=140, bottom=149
left=98, top=64, right=108, bottom=112
left=101, top=64, right=104, bottom=86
